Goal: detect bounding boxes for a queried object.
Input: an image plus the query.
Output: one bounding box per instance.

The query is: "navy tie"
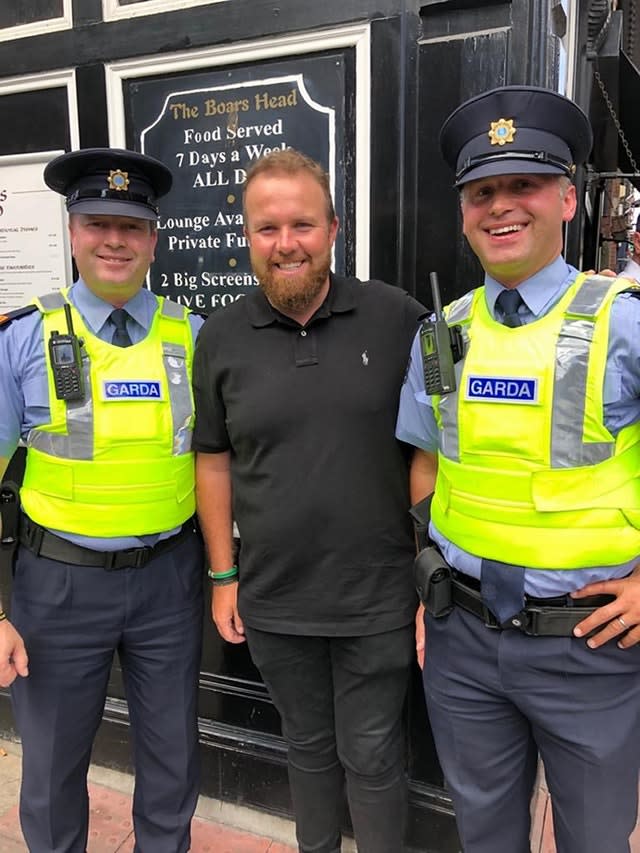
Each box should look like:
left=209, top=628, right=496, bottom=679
left=496, top=289, right=524, bottom=327
left=480, top=558, right=526, bottom=625
left=480, top=288, right=527, bottom=624
left=110, top=309, right=132, bottom=347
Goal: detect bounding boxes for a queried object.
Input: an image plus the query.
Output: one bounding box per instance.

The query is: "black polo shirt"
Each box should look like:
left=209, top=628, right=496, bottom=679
left=192, top=274, right=425, bottom=635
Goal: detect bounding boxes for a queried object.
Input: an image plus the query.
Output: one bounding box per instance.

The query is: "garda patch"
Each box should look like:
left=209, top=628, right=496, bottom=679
left=466, top=375, right=538, bottom=404
left=103, top=380, right=162, bottom=401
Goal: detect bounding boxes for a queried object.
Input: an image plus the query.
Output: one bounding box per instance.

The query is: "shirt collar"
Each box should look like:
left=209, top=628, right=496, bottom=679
left=68, top=279, right=156, bottom=336
left=484, top=256, right=578, bottom=320
left=246, top=273, right=356, bottom=328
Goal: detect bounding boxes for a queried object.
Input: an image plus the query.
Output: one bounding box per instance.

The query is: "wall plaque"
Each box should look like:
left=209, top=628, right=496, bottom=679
left=125, top=52, right=351, bottom=312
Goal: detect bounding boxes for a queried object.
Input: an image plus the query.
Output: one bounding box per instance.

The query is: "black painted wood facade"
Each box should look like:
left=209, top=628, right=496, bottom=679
left=0, top=2, right=623, bottom=850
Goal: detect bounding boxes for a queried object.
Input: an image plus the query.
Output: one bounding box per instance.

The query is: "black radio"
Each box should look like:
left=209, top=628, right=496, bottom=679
left=48, top=303, right=85, bottom=401
left=420, top=272, right=464, bottom=395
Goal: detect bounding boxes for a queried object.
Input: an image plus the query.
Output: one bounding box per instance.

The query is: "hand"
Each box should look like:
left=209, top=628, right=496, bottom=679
left=584, top=268, right=616, bottom=278
left=211, top=582, right=245, bottom=644
left=572, top=567, right=640, bottom=648
left=0, top=620, right=29, bottom=687
left=415, top=603, right=425, bottom=669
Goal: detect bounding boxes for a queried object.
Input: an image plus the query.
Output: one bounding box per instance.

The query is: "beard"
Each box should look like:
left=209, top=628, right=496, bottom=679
left=253, top=248, right=332, bottom=316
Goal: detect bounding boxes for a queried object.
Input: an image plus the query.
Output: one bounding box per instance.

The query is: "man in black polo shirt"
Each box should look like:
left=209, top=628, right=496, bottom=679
left=193, top=149, right=425, bottom=853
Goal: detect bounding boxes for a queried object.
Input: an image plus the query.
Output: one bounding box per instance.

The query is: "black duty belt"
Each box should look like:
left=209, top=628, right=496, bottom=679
left=19, top=514, right=194, bottom=570
left=451, top=571, right=614, bottom=637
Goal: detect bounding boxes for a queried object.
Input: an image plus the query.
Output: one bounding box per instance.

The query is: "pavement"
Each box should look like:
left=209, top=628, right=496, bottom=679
left=0, top=736, right=636, bottom=852
left=0, top=737, right=302, bottom=853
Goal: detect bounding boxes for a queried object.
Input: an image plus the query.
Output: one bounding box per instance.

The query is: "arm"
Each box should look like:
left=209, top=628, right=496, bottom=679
left=571, top=287, right=640, bottom=647
left=410, top=448, right=438, bottom=669
left=0, top=456, right=29, bottom=685
left=410, top=448, right=438, bottom=505
left=195, top=450, right=245, bottom=644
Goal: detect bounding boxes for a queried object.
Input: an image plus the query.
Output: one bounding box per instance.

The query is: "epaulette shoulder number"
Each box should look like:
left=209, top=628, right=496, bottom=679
left=0, top=304, right=39, bottom=331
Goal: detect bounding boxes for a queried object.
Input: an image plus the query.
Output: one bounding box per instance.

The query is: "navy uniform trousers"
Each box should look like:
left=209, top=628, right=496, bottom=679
left=245, top=624, right=414, bottom=853
left=10, top=526, right=204, bottom=853
left=424, top=607, right=640, bottom=853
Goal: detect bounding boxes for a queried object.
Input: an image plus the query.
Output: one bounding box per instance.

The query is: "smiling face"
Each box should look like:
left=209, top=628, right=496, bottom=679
left=460, top=174, right=577, bottom=288
left=243, top=169, right=339, bottom=323
left=68, top=213, right=158, bottom=306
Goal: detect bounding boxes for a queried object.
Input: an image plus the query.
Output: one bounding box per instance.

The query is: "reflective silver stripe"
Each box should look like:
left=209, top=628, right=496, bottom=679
left=63, top=354, right=94, bottom=459
left=565, top=275, right=613, bottom=317
left=27, top=292, right=95, bottom=458
left=27, top=352, right=94, bottom=459
left=161, top=299, right=186, bottom=320
left=446, top=291, right=474, bottom=324
left=438, top=292, right=475, bottom=461
left=438, top=386, right=461, bottom=460
left=551, top=276, right=615, bottom=467
left=37, top=292, right=67, bottom=312
left=163, top=342, right=193, bottom=455
left=161, top=300, right=193, bottom=454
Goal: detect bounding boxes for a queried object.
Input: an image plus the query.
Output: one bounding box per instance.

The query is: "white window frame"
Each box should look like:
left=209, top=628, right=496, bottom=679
left=0, top=0, right=72, bottom=44
left=0, top=68, right=79, bottom=149
left=558, top=0, right=578, bottom=97
left=103, top=0, right=228, bottom=22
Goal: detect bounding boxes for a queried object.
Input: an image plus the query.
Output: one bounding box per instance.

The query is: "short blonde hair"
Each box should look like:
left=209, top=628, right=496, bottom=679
left=243, top=148, right=336, bottom=223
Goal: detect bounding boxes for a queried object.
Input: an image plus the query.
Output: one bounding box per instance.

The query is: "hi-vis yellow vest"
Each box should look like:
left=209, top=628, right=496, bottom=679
left=431, top=274, right=640, bottom=569
left=21, top=290, right=196, bottom=537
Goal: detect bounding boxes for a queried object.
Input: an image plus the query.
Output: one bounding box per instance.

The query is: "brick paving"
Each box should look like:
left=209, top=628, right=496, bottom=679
left=0, top=783, right=298, bottom=852
left=0, top=744, right=297, bottom=853
left=0, top=744, right=637, bottom=851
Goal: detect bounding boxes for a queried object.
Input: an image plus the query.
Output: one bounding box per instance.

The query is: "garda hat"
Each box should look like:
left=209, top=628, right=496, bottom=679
left=440, top=85, right=593, bottom=186
left=44, top=148, right=173, bottom=220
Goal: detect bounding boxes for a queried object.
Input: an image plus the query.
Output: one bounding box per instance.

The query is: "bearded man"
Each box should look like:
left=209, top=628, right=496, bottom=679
left=192, top=149, right=425, bottom=853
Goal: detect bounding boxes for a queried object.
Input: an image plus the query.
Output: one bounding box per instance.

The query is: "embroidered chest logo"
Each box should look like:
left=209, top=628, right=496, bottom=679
left=103, top=380, right=163, bottom=400
left=466, top=375, right=538, bottom=404
left=361, top=350, right=369, bottom=366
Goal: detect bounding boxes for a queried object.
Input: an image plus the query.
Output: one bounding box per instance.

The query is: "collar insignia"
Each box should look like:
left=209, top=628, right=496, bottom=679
left=108, top=169, right=130, bottom=191
left=488, top=118, right=517, bottom=146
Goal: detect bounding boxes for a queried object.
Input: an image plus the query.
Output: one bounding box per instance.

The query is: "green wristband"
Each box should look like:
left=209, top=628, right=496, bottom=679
left=211, top=576, right=238, bottom=587
left=207, top=566, right=238, bottom=581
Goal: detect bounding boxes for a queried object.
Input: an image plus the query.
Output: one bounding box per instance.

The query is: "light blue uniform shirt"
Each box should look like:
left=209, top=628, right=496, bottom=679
left=396, top=256, right=640, bottom=596
left=623, top=257, right=640, bottom=284
left=0, top=279, right=204, bottom=550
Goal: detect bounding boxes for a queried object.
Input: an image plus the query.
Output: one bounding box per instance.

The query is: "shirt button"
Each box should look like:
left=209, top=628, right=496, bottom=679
left=300, top=330, right=307, bottom=337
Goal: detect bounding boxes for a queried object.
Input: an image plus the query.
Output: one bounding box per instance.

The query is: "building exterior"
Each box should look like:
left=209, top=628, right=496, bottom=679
left=0, top=2, right=639, bottom=850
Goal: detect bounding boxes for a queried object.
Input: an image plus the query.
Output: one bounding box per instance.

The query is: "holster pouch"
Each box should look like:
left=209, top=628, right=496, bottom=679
left=414, top=546, right=453, bottom=617
left=0, top=481, right=20, bottom=553
left=409, top=494, right=433, bottom=553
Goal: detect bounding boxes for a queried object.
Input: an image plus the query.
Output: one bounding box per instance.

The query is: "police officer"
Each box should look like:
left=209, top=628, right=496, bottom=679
left=397, top=86, right=640, bottom=852
left=0, top=148, right=204, bottom=853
